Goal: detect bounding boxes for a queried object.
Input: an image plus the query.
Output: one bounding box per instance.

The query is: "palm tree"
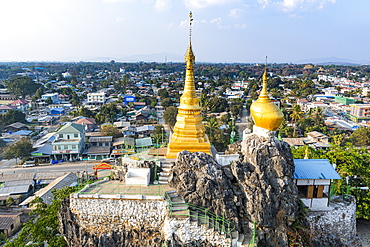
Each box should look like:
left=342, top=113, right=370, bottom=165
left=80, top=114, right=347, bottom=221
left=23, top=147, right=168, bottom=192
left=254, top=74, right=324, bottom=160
left=309, top=108, right=324, bottom=126
left=290, top=104, right=304, bottom=137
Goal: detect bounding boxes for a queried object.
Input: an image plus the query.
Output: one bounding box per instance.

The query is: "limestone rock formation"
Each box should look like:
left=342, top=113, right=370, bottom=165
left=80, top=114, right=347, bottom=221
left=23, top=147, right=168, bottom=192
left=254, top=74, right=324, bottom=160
left=169, top=133, right=299, bottom=246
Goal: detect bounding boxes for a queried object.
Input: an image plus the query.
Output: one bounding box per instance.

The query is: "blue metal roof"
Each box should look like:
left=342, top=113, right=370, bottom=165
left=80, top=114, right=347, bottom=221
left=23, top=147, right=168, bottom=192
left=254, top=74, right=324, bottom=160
left=294, top=159, right=342, bottom=180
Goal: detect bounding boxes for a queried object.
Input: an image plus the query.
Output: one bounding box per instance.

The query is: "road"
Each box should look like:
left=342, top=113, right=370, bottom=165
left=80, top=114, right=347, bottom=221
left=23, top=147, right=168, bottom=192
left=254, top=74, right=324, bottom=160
left=0, top=161, right=97, bottom=175
left=235, top=105, right=250, bottom=141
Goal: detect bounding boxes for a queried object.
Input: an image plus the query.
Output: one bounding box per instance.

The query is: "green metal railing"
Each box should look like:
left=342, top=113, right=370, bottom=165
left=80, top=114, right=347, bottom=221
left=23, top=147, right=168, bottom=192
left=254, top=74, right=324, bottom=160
left=249, top=221, right=257, bottom=246
left=164, top=192, right=236, bottom=235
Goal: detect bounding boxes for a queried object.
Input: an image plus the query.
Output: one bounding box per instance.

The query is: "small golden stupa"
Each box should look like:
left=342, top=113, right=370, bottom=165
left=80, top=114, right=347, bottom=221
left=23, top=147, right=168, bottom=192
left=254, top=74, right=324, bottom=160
left=166, top=12, right=212, bottom=159
left=250, top=67, right=284, bottom=132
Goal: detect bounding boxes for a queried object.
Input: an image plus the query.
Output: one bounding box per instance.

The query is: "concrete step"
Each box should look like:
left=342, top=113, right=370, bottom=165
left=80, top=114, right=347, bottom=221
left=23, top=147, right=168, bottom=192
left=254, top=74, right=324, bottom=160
left=190, top=210, right=198, bottom=222
left=170, top=196, right=185, bottom=203
left=159, top=176, right=168, bottom=182
left=159, top=172, right=169, bottom=177
left=171, top=205, right=189, bottom=211
left=237, top=233, right=245, bottom=244
left=159, top=181, right=168, bottom=185
left=161, top=164, right=173, bottom=168
left=171, top=209, right=190, bottom=219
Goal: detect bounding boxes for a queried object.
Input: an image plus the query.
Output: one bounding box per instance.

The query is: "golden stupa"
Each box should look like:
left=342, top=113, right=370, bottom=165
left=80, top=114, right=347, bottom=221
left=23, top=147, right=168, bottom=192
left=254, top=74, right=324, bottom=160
left=166, top=12, right=212, bottom=159
left=250, top=68, right=284, bottom=131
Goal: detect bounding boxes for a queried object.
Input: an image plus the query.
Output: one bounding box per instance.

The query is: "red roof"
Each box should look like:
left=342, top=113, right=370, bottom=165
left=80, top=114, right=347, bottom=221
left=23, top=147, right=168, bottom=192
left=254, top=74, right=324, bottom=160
left=10, top=99, right=29, bottom=105
left=76, top=117, right=96, bottom=125
left=0, top=105, right=17, bottom=110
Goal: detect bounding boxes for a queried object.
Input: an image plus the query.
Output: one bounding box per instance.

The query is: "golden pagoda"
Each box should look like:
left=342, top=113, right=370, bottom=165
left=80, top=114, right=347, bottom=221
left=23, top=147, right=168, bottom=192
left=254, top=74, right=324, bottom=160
left=250, top=67, right=284, bottom=132
left=166, top=12, right=211, bottom=159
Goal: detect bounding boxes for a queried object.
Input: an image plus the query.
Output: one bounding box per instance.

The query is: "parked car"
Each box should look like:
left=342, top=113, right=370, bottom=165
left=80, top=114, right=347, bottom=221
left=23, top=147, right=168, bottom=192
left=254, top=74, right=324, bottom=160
left=22, top=161, right=35, bottom=168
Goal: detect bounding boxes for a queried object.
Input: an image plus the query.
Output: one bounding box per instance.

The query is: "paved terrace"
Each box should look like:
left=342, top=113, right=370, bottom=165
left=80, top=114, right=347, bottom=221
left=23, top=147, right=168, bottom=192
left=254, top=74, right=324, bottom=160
left=78, top=180, right=173, bottom=196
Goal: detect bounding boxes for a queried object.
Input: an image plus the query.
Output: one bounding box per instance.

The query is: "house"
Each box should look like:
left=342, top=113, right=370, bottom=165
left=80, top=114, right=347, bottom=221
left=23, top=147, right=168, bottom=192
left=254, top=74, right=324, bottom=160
left=4, top=122, right=27, bottom=134
left=50, top=108, right=65, bottom=116
left=87, top=91, right=106, bottom=105
left=51, top=123, right=86, bottom=161
left=75, top=117, right=97, bottom=131
left=305, top=131, right=329, bottom=148
left=294, top=159, right=341, bottom=208
left=0, top=105, right=17, bottom=115
left=10, top=99, right=30, bottom=112
left=347, top=104, right=370, bottom=123
left=85, top=136, right=112, bottom=160
left=41, top=93, right=59, bottom=104
left=0, top=212, right=22, bottom=237
left=111, top=137, right=135, bottom=157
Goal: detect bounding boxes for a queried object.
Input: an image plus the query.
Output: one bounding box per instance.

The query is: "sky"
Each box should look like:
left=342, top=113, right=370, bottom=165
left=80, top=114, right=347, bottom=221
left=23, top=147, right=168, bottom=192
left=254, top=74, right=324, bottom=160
left=0, top=0, right=369, bottom=63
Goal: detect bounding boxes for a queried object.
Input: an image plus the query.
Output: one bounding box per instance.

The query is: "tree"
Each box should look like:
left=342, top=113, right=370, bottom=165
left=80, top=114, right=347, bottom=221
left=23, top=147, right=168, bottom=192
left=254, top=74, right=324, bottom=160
left=0, top=110, right=26, bottom=126
left=292, top=144, right=370, bottom=219
left=152, top=125, right=166, bottom=145
left=163, top=106, right=177, bottom=128
left=100, top=124, right=121, bottom=138
left=161, top=98, right=173, bottom=108
left=5, top=186, right=81, bottom=247
left=5, top=76, right=41, bottom=99
left=45, top=97, right=53, bottom=105
left=2, top=138, right=34, bottom=165
left=290, top=104, right=304, bottom=137
left=348, top=127, right=370, bottom=147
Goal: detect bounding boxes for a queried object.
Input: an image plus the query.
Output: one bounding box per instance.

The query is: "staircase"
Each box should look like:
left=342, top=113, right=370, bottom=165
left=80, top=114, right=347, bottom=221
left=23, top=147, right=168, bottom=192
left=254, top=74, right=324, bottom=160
left=165, top=191, right=255, bottom=247
left=158, top=159, right=175, bottom=185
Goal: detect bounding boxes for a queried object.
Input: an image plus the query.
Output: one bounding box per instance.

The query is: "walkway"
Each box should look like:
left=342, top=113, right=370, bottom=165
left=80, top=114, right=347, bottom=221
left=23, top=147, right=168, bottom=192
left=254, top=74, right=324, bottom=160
left=357, top=219, right=370, bottom=247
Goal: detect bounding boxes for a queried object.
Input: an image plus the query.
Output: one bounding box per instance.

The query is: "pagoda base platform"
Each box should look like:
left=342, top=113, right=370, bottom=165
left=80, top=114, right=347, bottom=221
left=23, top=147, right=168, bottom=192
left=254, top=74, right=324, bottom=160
left=166, top=141, right=212, bottom=159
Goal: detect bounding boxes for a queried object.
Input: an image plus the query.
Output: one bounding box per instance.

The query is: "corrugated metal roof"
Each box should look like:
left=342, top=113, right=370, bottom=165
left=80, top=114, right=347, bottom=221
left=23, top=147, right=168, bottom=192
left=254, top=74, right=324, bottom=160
left=294, top=159, right=341, bottom=180
left=0, top=173, right=35, bottom=182
left=0, top=212, right=22, bottom=230
left=21, top=172, right=77, bottom=206
left=0, top=185, right=31, bottom=195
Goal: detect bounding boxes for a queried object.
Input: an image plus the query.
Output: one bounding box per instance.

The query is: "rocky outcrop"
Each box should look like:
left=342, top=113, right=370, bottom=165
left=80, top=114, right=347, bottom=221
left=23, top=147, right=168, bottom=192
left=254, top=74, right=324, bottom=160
left=168, top=133, right=299, bottom=246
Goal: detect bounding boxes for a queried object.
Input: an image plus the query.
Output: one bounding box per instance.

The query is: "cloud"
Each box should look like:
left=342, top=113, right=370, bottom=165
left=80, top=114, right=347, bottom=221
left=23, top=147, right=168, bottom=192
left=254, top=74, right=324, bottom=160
left=257, top=0, right=269, bottom=9
left=228, top=8, right=242, bottom=18
left=103, top=0, right=134, bottom=2
left=259, top=0, right=337, bottom=12
left=183, top=0, right=237, bottom=9
left=155, top=0, right=171, bottom=11
left=115, top=17, right=125, bottom=22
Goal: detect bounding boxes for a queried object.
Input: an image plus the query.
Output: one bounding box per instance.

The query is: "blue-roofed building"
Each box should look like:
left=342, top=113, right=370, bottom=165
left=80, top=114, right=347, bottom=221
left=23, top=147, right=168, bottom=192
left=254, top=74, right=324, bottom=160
left=294, top=159, right=341, bottom=208
left=50, top=108, right=65, bottom=115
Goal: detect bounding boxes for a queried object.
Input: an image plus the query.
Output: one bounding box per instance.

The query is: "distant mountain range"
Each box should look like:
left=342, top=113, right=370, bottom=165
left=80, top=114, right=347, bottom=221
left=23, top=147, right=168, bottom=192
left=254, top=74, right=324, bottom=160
left=3, top=54, right=369, bottom=65
left=294, top=57, right=370, bottom=65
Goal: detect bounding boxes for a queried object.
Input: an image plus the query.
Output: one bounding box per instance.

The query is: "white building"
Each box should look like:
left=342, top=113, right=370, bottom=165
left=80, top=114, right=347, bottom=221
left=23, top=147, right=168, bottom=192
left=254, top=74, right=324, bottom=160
left=41, top=93, right=60, bottom=104
left=87, top=92, right=106, bottom=104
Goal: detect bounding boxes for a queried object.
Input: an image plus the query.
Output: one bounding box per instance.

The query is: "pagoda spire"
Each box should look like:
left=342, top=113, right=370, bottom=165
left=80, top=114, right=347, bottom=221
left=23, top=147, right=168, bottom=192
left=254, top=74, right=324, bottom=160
left=166, top=12, right=211, bottom=159
left=180, top=11, right=199, bottom=110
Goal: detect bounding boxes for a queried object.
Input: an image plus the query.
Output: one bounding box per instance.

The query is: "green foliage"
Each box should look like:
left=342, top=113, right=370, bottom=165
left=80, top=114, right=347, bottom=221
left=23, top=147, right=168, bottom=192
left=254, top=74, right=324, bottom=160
left=95, top=103, right=120, bottom=123
left=2, top=138, right=34, bottom=161
left=0, top=109, right=26, bottom=126
left=5, top=76, right=41, bottom=99
left=163, top=106, right=177, bottom=127
left=45, top=97, right=53, bottom=105
left=100, top=124, right=121, bottom=138
left=161, top=98, right=174, bottom=108
left=205, top=117, right=231, bottom=152
left=152, top=125, right=166, bottom=145
left=292, top=144, right=370, bottom=219
left=5, top=186, right=81, bottom=247
left=348, top=127, right=370, bottom=147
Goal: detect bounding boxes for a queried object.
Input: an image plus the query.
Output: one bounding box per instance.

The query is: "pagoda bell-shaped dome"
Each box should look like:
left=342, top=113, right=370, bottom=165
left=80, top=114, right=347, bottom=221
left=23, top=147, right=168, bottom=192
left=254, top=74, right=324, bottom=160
left=250, top=68, right=283, bottom=131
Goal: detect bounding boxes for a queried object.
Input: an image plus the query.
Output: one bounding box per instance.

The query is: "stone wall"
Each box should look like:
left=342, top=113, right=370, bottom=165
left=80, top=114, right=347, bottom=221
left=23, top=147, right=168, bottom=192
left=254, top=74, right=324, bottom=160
left=306, top=196, right=361, bottom=247
left=163, top=218, right=231, bottom=247
left=60, top=194, right=234, bottom=246
left=70, top=197, right=168, bottom=232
